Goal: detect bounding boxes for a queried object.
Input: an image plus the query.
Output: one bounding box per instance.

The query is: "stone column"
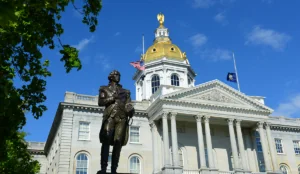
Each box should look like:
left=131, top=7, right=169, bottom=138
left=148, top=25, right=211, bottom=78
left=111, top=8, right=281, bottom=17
left=235, top=120, right=248, bottom=171
left=150, top=122, right=159, bottom=173
left=258, top=122, right=272, bottom=172
left=170, top=112, right=179, bottom=167
left=228, top=119, right=240, bottom=170
left=266, top=123, right=278, bottom=172
left=204, top=116, right=214, bottom=168
left=244, top=130, right=256, bottom=172
left=162, top=112, right=170, bottom=166
left=195, top=115, right=207, bottom=168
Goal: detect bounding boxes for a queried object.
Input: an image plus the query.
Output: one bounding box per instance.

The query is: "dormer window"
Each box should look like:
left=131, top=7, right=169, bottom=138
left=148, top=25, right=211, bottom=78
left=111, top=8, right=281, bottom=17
left=171, top=47, right=175, bottom=51
left=153, top=48, right=156, bottom=52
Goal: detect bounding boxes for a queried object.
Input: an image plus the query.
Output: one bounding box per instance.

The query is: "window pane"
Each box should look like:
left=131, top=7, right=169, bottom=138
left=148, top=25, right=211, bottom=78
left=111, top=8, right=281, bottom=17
left=79, top=122, right=90, bottom=140
left=151, top=75, right=160, bottom=94
left=293, top=141, right=300, bottom=155
left=130, top=127, right=140, bottom=143
left=130, top=156, right=140, bottom=174
left=275, top=139, right=284, bottom=153
left=76, top=153, right=88, bottom=174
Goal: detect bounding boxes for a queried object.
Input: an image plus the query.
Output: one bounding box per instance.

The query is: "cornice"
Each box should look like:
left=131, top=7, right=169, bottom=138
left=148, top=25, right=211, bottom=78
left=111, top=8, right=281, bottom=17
left=162, top=99, right=270, bottom=116
left=162, top=80, right=273, bottom=113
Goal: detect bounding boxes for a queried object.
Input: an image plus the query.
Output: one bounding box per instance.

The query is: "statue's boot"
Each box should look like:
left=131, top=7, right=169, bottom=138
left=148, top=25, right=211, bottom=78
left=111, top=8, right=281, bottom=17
left=111, top=142, right=122, bottom=174
left=100, top=144, right=110, bottom=174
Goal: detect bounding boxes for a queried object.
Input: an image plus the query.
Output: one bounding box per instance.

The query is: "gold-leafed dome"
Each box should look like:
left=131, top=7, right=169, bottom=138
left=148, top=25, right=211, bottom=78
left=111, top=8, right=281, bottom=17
left=142, top=13, right=188, bottom=63
left=144, top=40, right=186, bottom=63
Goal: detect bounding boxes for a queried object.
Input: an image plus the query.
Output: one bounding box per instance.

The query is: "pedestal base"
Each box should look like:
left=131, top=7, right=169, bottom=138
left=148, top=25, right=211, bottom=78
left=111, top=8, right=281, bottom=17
left=266, top=172, right=282, bottom=174
left=161, top=166, right=183, bottom=174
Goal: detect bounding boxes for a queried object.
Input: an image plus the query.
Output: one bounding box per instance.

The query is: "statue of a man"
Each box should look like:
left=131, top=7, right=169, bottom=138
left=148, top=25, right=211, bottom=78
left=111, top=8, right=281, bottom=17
left=97, top=70, right=135, bottom=174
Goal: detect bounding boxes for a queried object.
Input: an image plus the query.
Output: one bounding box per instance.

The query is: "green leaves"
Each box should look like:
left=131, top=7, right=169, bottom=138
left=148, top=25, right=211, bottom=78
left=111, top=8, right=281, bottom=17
left=59, top=45, right=82, bottom=73
left=0, top=0, right=102, bottom=171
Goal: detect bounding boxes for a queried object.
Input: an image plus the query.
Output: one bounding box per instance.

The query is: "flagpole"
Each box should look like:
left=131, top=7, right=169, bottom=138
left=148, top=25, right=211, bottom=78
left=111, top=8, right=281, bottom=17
left=233, top=52, right=241, bottom=92
left=142, top=34, right=145, bottom=56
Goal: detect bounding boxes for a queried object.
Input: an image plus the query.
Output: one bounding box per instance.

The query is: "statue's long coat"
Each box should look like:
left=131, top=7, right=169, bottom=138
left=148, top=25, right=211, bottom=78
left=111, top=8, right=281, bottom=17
left=98, top=84, right=134, bottom=146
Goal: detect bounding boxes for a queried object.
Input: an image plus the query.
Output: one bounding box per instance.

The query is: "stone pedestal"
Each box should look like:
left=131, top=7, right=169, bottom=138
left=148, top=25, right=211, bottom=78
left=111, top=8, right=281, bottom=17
left=162, top=166, right=183, bottom=174
left=200, top=168, right=218, bottom=174
left=266, top=172, right=282, bottom=174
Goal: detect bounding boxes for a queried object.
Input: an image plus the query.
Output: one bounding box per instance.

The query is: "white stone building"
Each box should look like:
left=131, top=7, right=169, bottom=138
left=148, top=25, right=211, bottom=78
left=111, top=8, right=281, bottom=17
left=29, top=14, right=300, bottom=174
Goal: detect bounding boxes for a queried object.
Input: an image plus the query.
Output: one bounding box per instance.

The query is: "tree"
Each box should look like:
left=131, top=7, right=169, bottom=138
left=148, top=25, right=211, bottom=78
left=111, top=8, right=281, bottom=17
left=0, top=132, right=40, bottom=174
left=0, top=0, right=102, bottom=171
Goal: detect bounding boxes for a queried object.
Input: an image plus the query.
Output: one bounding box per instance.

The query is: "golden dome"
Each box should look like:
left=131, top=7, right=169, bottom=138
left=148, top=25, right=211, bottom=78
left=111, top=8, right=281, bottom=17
left=142, top=13, right=188, bottom=63
left=143, top=39, right=186, bottom=63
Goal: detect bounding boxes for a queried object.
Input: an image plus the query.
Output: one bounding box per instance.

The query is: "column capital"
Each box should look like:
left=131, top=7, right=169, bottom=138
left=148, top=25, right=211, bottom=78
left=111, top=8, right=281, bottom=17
left=227, top=118, right=235, bottom=125
left=265, top=122, right=271, bottom=128
left=150, top=122, right=157, bottom=129
left=194, top=115, right=203, bottom=122
left=257, top=121, right=265, bottom=128
left=170, top=112, right=177, bottom=119
left=162, top=112, right=169, bottom=119
left=235, top=119, right=242, bottom=126
left=203, top=115, right=210, bottom=123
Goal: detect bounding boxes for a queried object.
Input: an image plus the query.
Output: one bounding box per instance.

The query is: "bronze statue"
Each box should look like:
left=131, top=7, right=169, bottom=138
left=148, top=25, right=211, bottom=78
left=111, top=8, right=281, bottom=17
left=97, top=70, right=135, bottom=174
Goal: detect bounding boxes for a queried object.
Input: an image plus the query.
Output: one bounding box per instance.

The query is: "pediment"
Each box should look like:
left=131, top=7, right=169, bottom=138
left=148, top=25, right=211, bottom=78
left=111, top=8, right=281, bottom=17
left=162, top=80, right=273, bottom=113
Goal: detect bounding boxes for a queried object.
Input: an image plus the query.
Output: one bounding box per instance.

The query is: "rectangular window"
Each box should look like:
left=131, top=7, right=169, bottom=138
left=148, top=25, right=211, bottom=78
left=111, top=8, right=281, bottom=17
left=78, top=122, right=90, bottom=140
left=275, top=138, right=284, bottom=154
left=255, top=132, right=262, bottom=152
left=130, top=126, right=140, bottom=143
left=293, top=140, right=300, bottom=155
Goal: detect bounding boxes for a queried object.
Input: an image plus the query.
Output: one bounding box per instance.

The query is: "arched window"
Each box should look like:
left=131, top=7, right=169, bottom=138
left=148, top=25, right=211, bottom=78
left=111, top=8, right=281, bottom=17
left=76, top=153, right=88, bottom=174
left=129, top=156, right=141, bottom=174
left=279, top=164, right=289, bottom=174
left=151, top=75, right=160, bottom=94
left=171, top=74, right=179, bottom=86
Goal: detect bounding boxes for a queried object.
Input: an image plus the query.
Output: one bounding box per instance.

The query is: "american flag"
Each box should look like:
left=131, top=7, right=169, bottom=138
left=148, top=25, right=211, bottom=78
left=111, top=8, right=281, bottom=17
left=130, top=60, right=145, bottom=71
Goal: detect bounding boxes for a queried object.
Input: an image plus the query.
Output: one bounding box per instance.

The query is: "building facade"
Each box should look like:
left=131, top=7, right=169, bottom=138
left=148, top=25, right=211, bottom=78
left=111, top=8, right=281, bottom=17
left=29, top=14, right=300, bottom=174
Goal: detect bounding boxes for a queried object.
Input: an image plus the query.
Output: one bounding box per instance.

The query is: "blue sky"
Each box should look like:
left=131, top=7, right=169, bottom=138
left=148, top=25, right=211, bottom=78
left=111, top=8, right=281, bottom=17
left=24, top=0, right=300, bottom=141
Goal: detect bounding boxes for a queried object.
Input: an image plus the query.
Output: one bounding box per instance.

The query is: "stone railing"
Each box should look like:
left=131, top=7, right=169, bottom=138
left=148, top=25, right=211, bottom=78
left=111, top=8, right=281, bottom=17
left=252, top=173, right=266, bottom=174
left=64, top=92, right=98, bottom=105
left=183, top=169, right=200, bottom=174
left=150, top=85, right=185, bottom=103
left=27, top=141, right=45, bottom=150
left=268, top=116, right=300, bottom=127
left=219, top=171, right=234, bottom=174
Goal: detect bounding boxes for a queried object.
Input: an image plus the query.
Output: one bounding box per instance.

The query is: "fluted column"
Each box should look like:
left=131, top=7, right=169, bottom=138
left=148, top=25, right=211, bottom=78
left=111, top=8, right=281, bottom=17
left=228, top=119, right=240, bottom=170
left=195, top=115, right=207, bottom=168
left=266, top=123, right=278, bottom=171
left=150, top=122, right=159, bottom=173
left=258, top=122, right=272, bottom=172
left=162, top=112, right=170, bottom=166
left=204, top=116, right=214, bottom=168
left=170, top=112, right=179, bottom=167
left=235, top=120, right=248, bottom=171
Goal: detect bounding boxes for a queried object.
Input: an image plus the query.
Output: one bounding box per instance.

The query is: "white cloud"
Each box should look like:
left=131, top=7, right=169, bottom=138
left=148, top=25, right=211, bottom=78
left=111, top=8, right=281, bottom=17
left=189, top=33, right=208, bottom=48
left=214, top=12, right=228, bottom=25
left=73, top=36, right=94, bottom=51
left=94, top=54, right=111, bottom=71
left=192, top=0, right=215, bottom=8
left=273, top=94, right=300, bottom=118
left=246, top=26, right=291, bottom=51
left=199, top=48, right=232, bottom=61
left=114, top=32, right=121, bottom=36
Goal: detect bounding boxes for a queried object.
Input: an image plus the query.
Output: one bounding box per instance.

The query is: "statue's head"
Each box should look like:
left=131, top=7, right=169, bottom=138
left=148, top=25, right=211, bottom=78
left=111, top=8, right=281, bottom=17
left=108, top=70, right=121, bottom=83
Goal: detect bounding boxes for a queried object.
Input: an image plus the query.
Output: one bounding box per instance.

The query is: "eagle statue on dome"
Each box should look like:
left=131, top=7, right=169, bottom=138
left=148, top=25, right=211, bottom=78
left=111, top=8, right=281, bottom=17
left=157, top=12, right=164, bottom=27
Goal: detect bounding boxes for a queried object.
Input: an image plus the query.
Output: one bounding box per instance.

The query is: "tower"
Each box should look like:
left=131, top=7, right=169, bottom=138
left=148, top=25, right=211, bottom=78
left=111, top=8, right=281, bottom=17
left=133, top=13, right=196, bottom=101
